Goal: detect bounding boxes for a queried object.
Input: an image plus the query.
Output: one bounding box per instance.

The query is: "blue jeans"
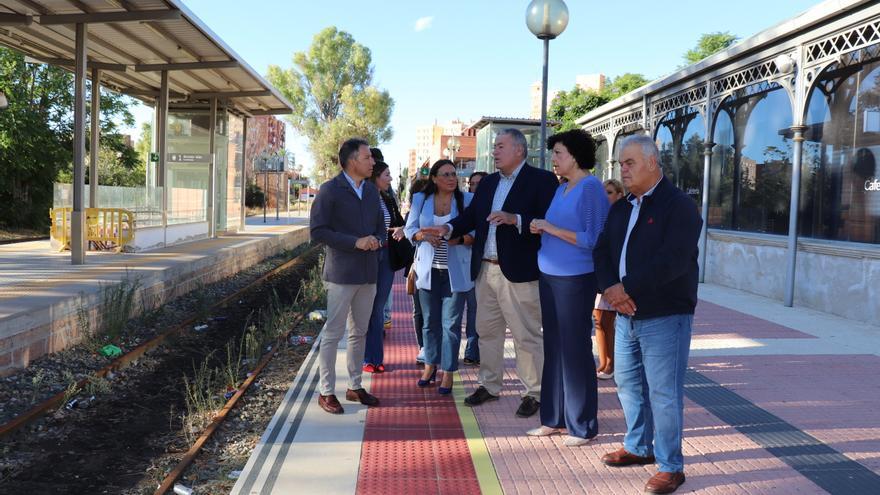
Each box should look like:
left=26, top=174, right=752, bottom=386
left=383, top=290, right=392, bottom=323
left=538, top=272, right=599, bottom=439
left=418, top=268, right=466, bottom=372
left=363, top=249, right=394, bottom=366
left=615, top=314, right=693, bottom=473
left=464, top=288, right=479, bottom=361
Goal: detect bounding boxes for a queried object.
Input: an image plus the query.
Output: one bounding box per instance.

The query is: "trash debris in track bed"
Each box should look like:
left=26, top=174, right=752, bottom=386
left=99, top=344, right=123, bottom=358
left=65, top=395, right=96, bottom=410
left=193, top=324, right=209, bottom=332
left=173, top=484, right=193, bottom=495
left=224, top=387, right=237, bottom=400
left=289, top=335, right=314, bottom=346
left=307, top=310, right=327, bottom=321
left=227, top=470, right=242, bottom=479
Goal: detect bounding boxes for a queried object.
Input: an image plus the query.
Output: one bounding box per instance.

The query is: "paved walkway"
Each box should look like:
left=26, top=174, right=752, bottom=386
left=235, top=273, right=880, bottom=494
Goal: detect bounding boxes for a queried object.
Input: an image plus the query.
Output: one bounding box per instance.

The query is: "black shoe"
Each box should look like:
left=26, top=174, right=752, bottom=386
left=463, top=358, right=480, bottom=366
left=464, top=386, right=499, bottom=407
left=516, top=396, right=540, bottom=418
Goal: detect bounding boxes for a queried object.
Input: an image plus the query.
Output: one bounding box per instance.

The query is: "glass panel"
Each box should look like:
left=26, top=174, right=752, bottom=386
left=655, top=109, right=705, bottom=206
left=594, top=139, right=609, bottom=180
left=215, top=110, right=229, bottom=230
left=227, top=114, right=244, bottom=230
left=800, top=58, right=880, bottom=244
left=710, top=87, right=792, bottom=234
left=53, top=183, right=163, bottom=227
left=166, top=110, right=210, bottom=225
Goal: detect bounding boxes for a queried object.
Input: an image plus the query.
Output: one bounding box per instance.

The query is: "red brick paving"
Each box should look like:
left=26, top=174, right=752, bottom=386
left=357, top=275, right=877, bottom=493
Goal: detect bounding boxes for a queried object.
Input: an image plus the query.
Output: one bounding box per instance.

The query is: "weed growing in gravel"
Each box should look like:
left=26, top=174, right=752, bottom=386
left=84, top=375, right=111, bottom=396
left=30, top=369, right=46, bottom=402
left=222, top=340, right=244, bottom=390
left=100, top=276, right=141, bottom=343
left=182, top=357, right=223, bottom=443
left=191, top=281, right=211, bottom=323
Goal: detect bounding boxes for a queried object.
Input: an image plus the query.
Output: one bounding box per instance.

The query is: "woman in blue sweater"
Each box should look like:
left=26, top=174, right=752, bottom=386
left=527, top=129, right=610, bottom=446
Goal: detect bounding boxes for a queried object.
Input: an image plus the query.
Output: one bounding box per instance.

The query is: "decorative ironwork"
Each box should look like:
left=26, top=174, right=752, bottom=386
left=712, top=60, right=779, bottom=96
left=804, top=17, right=880, bottom=67
left=585, top=119, right=611, bottom=137
left=612, top=109, right=643, bottom=131
left=651, top=86, right=708, bottom=119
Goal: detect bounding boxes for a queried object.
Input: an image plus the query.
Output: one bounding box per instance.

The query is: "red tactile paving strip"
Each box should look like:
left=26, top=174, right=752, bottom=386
left=692, top=301, right=816, bottom=340
left=356, top=274, right=480, bottom=495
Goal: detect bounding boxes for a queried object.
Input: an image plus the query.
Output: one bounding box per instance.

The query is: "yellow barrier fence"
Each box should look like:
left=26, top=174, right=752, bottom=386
left=49, top=207, right=136, bottom=252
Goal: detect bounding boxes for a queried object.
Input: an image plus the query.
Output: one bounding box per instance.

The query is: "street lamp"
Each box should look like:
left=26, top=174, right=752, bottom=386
left=445, top=136, right=461, bottom=164
left=526, top=0, right=569, bottom=170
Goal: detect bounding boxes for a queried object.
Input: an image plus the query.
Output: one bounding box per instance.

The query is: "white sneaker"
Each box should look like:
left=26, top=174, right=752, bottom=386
left=597, top=371, right=614, bottom=380
left=526, top=425, right=563, bottom=437
left=563, top=435, right=593, bottom=447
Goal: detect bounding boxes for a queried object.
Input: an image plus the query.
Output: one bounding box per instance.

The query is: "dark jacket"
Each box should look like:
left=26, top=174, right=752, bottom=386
left=310, top=172, right=386, bottom=285
left=449, top=163, right=558, bottom=283
left=593, top=176, right=702, bottom=319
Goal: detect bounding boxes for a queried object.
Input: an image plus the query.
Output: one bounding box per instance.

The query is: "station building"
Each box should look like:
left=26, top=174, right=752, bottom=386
left=577, top=0, right=880, bottom=324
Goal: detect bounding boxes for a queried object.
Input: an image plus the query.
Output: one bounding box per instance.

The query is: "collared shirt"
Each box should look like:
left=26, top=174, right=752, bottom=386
left=619, top=176, right=663, bottom=279
left=483, top=160, right=525, bottom=260
left=342, top=170, right=364, bottom=200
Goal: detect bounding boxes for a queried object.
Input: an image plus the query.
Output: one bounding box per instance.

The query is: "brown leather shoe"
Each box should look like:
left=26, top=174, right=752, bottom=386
left=601, top=448, right=656, bottom=467
left=645, top=471, right=685, bottom=494
left=345, top=388, right=380, bottom=406
left=318, top=394, right=344, bottom=414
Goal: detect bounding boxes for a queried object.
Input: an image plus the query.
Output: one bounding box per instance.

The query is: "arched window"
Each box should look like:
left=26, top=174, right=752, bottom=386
left=800, top=56, right=880, bottom=244
left=594, top=139, right=609, bottom=180
left=710, top=85, right=792, bottom=234
left=655, top=108, right=705, bottom=206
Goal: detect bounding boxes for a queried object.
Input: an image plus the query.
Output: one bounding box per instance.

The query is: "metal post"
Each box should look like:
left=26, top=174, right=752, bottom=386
left=240, top=117, right=248, bottom=231
left=89, top=67, right=100, bottom=208
left=539, top=37, right=550, bottom=170
left=275, top=171, right=280, bottom=221
left=157, top=71, right=169, bottom=243
left=699, top=142, right=713, bottom=283
left=207, top=97, right=217, bottom=238
left=784, top=126, right=807, bottom=307
left=286, top=177, right=291, bottom=221
left=263, top=170, right=268, bottom=224
left=71, top=23, right=87, bottom=265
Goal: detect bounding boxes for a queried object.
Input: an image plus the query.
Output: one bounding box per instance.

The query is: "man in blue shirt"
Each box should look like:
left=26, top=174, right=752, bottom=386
left=593, top=135, right=702, bottom=494
left=310, top=138, right=386, bottom=415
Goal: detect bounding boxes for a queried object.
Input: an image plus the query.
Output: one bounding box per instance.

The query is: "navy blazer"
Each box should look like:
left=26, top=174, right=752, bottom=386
left=593, top=176, right=702, bottom=319
left=310, top=172, right=386, bottom=285
left=449, top=163, right=558, bottom=283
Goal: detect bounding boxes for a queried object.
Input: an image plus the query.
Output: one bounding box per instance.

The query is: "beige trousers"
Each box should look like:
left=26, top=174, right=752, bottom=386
left=319, top=282, right=376, bottom=396
left=475, top=262, right=543, bottom=398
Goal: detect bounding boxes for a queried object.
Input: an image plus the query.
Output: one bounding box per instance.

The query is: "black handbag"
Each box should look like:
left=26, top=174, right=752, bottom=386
left=388, top=235, right=414, bottom=271
left=385, top=194, right=413, bottom=271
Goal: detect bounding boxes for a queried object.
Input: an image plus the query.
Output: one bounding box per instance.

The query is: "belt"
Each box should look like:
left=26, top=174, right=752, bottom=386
left=481, top=258, right=499, bottom=265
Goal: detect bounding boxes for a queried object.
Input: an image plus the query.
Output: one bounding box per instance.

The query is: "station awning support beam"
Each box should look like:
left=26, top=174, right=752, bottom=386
left=207, top=97, right=217, bottom=238
left=89, top=67, right=101, bottom=208
left=71, top=23, right=87, bottom=264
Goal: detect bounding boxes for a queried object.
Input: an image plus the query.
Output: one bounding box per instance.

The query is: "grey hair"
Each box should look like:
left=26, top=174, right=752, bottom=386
left=619, top=134, right=659, bottom=163
left=498, top=128, right=529, bottom=159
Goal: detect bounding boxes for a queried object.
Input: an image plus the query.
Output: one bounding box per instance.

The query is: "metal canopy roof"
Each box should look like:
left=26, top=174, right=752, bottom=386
left=0, top=0, right=293, bottom=115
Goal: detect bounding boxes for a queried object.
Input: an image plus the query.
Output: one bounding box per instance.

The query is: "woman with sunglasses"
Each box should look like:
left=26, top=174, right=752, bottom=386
left=404, top=160, right=473, bottom=394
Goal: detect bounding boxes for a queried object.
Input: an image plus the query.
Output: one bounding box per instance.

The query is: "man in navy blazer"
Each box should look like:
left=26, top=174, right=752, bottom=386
left=422, top=128, right=558, bottom=417
left=310, top=138, right=385, bottom=415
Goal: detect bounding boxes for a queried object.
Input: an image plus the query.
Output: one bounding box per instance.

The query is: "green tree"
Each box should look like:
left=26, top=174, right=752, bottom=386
left=0, top=47, right=137, bottom=229
left=548, top=73, right=649, bottom=131
left=267, top=27, right=394, bottom=184
left=683, top=32, right=738, bottom=66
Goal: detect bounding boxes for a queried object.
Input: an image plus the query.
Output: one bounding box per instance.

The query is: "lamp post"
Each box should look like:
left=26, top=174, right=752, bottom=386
left=445, top=135, right=461, bottom=164
left=526, top=0, right=569, bottom=170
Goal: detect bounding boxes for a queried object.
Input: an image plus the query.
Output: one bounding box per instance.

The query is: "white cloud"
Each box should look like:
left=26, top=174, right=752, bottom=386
left=414, top=16, right=433, bottom=32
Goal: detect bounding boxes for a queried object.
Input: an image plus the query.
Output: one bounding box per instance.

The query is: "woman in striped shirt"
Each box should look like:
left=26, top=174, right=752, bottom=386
left=404, top=160, right=473, bottom=394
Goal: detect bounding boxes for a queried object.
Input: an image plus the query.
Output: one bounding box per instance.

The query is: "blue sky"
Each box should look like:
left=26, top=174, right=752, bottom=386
left=130, top=0, right=820, bottom=177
